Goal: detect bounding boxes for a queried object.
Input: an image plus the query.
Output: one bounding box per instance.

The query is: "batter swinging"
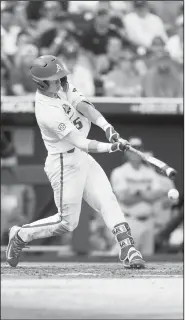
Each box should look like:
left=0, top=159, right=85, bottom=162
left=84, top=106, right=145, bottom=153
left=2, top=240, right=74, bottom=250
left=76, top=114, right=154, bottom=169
left=6, top=55, right=145, bottom=269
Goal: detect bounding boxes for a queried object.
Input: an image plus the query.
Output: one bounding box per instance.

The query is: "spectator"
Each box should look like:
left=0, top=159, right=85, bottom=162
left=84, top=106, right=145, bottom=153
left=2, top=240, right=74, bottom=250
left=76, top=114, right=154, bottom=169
left=1, top=9, right=21, bottom=60
left=44, top=14, right=78, bottom=57
left=124, top=0, right=168, bottom=49
left=110, top=137, right=168, bottom=255
left=142, top=51, right=183, bottom=97
left=1, top=184, right=36, bottom=244
left=10, top=44, right=39, bottom=95
left=40, top=1, right=63, bottom=21
left=23, top=1, right=62, bottom=51
left=13, top=31, right=34, bottom=66
left=80, top=7, right=118, bottom=56
left=1, top=61, right=8, bottom=96
left=0, top=129, right=16, bottom=162
left=148, top=0, right=182, bottom=32
left=68, top=1, right=98, bottom=14
left=145, top=36, right=167, bottom=68
left=1, top=57, right=13, bottom=96
left=25, top=1, right=43, bottom=21
left=80, top=6, right=124, bottom=94
left=111, top=1, right=132, bottom=15
left=103, top=47, right=142, bottom=97
left=166, top=15, right=183, bottom=65
left=61, top=34, right=95, bottom=96
left=96, top=34, right=126, bottom=75
left=96, top=34, right=131, bottom=74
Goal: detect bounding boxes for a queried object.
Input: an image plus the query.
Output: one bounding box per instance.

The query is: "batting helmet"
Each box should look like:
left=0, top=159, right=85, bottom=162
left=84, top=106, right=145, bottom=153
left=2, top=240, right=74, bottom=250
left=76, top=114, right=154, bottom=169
left=30, top=55, right=70, bottom=90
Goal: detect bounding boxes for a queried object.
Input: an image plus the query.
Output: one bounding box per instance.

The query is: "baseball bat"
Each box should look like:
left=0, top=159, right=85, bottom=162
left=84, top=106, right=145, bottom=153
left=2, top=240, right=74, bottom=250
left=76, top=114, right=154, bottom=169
left=119, top=138, right=177, bottom=179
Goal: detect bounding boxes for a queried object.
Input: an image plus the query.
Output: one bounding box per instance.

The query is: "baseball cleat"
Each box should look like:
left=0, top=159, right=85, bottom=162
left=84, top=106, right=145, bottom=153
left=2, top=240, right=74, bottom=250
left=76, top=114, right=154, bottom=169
left=122, top=247, right=145, bottom=269
left=6, top=226, right=28, bottom=267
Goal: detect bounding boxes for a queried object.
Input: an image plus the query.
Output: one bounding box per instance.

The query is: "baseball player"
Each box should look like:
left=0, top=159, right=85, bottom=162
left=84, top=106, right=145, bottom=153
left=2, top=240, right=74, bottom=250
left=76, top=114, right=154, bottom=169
left=6, top=55, right=145, bottom=269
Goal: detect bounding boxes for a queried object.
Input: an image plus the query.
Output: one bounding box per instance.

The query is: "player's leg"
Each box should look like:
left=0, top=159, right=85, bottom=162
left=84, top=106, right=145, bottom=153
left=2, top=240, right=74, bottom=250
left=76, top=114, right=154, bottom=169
left=6, top=150, right=88, bottom=267
left=83, top=155, right=145, bottom=268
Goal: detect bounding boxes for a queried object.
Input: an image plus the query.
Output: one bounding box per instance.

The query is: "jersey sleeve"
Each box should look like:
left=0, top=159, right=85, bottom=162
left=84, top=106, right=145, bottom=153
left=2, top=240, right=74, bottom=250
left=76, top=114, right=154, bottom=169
left=67, top=82, right=91, bottom=109
left=48, top=106, right=76, bottom=139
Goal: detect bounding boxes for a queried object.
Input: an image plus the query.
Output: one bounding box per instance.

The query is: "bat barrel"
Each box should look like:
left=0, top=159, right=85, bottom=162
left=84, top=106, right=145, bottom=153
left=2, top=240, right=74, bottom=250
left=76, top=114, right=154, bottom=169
left=123, top=142, right=177, bottom=180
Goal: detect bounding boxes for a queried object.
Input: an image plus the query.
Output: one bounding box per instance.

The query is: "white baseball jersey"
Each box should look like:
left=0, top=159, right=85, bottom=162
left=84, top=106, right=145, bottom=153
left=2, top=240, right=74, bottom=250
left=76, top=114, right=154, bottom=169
left=34, top=82, right=91, bottom=154
left=110, top=162, right=159, bottom=218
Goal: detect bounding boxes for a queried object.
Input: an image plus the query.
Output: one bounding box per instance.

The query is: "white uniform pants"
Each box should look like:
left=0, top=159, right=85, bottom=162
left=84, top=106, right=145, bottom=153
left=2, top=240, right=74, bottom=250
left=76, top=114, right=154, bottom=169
left=20, top=149, right=126, bottom=242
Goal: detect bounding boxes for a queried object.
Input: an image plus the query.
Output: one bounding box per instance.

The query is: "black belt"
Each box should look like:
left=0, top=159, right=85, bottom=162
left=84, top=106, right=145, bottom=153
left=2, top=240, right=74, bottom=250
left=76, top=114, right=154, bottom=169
left=67, top=148, right=75, bottom=154
left=125, top=213, right=149, bottom=221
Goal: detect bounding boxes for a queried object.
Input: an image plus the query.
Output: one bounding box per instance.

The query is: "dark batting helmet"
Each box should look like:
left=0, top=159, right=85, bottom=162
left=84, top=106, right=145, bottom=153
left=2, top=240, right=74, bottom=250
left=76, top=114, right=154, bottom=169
left=30, top=55, right=70, bottom=90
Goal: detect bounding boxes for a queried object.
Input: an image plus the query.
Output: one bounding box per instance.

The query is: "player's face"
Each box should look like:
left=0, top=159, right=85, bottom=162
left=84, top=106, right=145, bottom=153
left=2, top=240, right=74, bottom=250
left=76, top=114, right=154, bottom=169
left=47, top=80, right=61, bottom=93
left=127, top=152, right=142, bottom=166
left=107, top=38, right=123, bottom=62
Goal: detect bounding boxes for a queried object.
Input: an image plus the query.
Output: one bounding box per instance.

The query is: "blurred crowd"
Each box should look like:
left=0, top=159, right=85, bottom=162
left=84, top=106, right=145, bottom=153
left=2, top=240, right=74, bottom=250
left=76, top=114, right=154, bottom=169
left=1, top=0, right=184, bottom=97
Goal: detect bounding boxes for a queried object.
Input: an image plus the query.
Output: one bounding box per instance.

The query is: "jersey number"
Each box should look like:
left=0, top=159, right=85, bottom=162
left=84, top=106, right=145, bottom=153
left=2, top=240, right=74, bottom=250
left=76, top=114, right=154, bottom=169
left=73, top=117, right=83, bottom=130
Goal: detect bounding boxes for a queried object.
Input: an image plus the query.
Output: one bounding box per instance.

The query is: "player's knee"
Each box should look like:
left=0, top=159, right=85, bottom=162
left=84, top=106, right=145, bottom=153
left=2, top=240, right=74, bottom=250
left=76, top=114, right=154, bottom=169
left=58, top=210, right=79, bottom=232
left=53, top=219, right=78, bottom=235
left=61, top=219, right=79, bottom=232
left=66, top=221, right=78, bottom=232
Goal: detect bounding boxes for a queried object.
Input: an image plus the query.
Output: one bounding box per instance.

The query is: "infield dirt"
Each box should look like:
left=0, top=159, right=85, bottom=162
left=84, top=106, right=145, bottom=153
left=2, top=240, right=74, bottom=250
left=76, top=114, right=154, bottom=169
left=1, top=262, right=183, bottom=319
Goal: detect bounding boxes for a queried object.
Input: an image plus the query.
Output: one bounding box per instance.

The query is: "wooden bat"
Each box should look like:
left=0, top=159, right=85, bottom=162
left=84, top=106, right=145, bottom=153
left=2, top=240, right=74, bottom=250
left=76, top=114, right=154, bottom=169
left=119, top=138, right=177, bottom=179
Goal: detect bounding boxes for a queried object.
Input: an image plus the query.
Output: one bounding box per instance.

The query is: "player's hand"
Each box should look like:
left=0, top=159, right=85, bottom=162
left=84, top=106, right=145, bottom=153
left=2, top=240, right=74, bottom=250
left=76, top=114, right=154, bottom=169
left=105, top=125, right=120, bottom=143
left=110, top=140, right=130, bottom=153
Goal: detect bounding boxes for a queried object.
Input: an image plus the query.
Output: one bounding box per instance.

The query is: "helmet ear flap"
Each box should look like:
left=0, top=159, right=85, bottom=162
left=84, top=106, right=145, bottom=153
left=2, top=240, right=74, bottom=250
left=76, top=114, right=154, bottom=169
left=41, top=80, right=49, bottom=90
left=60, top=76, right=69, bottom=92
left=32, top=78, right=49, bottom=90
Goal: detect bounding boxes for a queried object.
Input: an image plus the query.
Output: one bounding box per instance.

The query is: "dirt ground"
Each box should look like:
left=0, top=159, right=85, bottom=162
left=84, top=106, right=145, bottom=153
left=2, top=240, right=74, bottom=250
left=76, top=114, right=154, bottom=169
left=1, top=262, right=183, bottom=319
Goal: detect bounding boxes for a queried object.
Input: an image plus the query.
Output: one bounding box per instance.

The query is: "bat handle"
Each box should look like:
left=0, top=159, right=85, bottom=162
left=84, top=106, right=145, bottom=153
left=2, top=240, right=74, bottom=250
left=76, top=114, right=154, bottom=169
left=163, top=166, right=177, bottom=179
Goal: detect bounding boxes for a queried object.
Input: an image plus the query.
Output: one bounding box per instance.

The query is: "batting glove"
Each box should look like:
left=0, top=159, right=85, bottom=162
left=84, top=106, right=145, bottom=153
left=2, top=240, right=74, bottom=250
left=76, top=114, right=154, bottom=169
left=110, top=140, right=130, bottom=153
left=105, top=125, right=120, bottom=143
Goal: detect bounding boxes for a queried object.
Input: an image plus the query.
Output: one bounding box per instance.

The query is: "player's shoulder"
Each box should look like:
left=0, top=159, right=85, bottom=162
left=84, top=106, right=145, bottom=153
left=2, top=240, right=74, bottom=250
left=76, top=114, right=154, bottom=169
left=35, top=91, right=54, bottom=107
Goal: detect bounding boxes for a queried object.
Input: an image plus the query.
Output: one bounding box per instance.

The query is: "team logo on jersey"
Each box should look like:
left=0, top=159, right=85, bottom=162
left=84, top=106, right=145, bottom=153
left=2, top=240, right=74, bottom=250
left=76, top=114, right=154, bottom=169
left=56, top=64, right=63, bottom=73
left=63, top=104, right=71, bottom=115
left=58, top=123, right=66, bottom=131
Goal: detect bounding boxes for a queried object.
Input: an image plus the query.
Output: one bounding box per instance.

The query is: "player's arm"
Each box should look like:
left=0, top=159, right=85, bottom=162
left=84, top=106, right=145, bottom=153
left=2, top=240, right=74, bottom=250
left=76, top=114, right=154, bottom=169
left=67, top=84, right=121, bottom=143
left=50, top=107, right=128, bottom=154
left=63, top=129, right=127, bottom=154
left=76, top=101, right=121, bottom=143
